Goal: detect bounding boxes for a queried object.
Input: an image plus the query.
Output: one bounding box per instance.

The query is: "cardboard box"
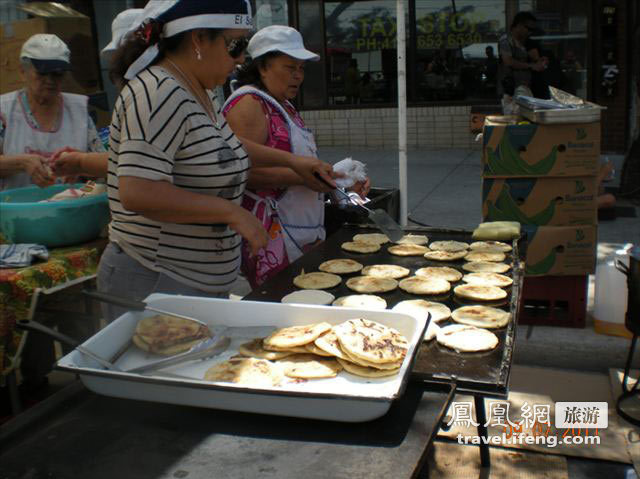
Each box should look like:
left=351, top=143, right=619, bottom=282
left=522, top=225, right=597, bottom=276
left=482, top=120, right=600, bottom=177
left=482, top=177, right=598, bottom=226
left=0, top=2, right=101, bottom=95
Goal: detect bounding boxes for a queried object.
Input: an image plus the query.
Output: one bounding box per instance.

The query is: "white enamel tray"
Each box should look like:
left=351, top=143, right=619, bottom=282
left=57, top=294, right=427, bottom=422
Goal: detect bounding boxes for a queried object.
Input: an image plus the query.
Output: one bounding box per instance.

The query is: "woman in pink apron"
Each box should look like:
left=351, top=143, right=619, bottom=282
left=223, top=25, right=369, bottom=287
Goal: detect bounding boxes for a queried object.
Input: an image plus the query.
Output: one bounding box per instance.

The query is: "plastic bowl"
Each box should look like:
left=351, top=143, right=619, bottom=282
left=0, top=184, right=110, bottom=247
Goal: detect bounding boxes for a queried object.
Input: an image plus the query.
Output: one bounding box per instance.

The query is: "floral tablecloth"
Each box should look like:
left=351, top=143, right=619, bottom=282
left=0, top=237, right=107, bottom=377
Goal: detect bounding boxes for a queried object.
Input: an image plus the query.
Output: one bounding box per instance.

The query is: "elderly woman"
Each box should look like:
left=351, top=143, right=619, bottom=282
left=0, top=34, right=105, bottom=190
left=223, top=26, right=369, bottom=287
left=98, top=1, right=336, bottom=321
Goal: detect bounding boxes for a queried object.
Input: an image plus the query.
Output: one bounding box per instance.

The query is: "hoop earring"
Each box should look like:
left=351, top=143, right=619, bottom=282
left=196, top=48, right=201, bottom=61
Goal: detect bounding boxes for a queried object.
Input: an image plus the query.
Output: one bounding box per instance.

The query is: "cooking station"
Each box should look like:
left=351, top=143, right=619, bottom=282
left=0, top=225, right=523, bottom=478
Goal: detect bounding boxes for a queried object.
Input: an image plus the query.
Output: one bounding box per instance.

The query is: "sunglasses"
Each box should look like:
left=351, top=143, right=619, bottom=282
left=223, top=35, right=249, bottom=59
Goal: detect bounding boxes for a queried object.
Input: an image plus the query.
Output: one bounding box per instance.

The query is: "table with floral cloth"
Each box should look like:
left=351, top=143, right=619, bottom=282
left=0, top=236, right=107, bottom=381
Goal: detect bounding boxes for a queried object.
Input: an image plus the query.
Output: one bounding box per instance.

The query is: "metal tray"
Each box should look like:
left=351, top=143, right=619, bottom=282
left=518, top=105, right=602, bottom=124
left=57, top=295, right=427, bottom=422
left=245, top=225, right=524, bottom=398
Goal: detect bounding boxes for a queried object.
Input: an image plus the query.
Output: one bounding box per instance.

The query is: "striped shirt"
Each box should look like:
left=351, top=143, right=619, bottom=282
left=107, top=66, right=250, bottom=293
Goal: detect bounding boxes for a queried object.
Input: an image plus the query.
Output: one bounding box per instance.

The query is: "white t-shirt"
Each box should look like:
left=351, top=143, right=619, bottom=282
left=108, top=66, right=250, bottom=293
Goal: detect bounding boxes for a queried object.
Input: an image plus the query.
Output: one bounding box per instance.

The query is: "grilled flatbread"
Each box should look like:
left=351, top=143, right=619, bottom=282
left=341, top=241, right=381, bottom=253
left=341, top=347, right=403, bottom=370
left=314, top=329, right=348, bottom=359
left=293, top=271, right=341, bottom=289
left=319, top=258, right=363, bottom=274
left=388, top=244, right=430, bottom=256
left=281, top=289, right=335, bottom=305
left=361, top=264, right=410, bottom=279
left=334, top=318, right=408, bottom=364
left=399, top=276, right=451, bottom=295
left=392, top=299, right=451, bottom=323
left=451, top=305, right=511, bottom=329
left=345, top=276, right=398, bottom=293
left=395, top=233, right=429, bottom=245
left=277, top=353, right=342, bottom=379
left=415, top=266, right=462, bottom=283
left=462, top=272, right=513, bottom=288
left=132, top=314, right=211, bottom=356
left=437, top=324, right=499, bottom=353
left=423, top=250, right=468, bottom=261
left=263, top=322, right=332, bottom=350
left=337, top=358, right=401, bottom=378
left=462, top=261, right=511, bottom=273
left=238, top=338, right=296, bottom=360
left=204, top=357, right=283, bottom=386
left=454, top=284, right=507, bottom=301
left=304, top=341, right=334, bottom=357
left=428, top=240, right=469, bottom=252
left=469, top=241, right=512, bottom=252
left=332, top=294, right=387, bottom=310
left=353, top=233, right=390, bottom=244
left=464, top=251, right=506, bottom=263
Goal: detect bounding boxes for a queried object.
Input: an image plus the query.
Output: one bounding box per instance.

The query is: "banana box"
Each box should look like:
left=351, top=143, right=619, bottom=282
left=522, top=225, right=597, bottom=276
left=482, top=120, right=600, bottom=177
left=482, top=177, right=598, bottom=226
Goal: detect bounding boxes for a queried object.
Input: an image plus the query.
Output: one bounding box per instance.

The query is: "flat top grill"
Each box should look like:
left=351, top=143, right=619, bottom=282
left=245, top=225, right=523, bottom=398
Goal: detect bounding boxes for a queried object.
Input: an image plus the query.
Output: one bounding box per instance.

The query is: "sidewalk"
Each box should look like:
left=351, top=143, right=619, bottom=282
left=320, top=147, right=640, bottom=373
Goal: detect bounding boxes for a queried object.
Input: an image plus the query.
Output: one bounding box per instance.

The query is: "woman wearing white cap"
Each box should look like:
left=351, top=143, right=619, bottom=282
left=0, top=33, right=105, bottom=190
left=96, top=1, right=336, bottom=321
left=223, top=25, right=370, bottom=287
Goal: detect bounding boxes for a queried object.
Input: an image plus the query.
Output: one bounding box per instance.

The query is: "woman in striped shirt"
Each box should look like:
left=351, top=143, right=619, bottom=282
left=97, top=0, right=336, bottom=321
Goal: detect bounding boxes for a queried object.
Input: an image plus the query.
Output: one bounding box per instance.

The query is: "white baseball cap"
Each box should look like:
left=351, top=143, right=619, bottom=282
left=20, top=34, right=71, bottom=73
left=247, top=25, right=320, bottom=61
left=102, top=8, right=144, bottom=57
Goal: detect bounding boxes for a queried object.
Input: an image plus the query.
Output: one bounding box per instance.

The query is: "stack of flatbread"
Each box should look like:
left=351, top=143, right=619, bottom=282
left=132, top=314, right=211, bottom=355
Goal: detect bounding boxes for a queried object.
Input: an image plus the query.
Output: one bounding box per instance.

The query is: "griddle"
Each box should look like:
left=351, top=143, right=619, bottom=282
left=244, top=224, right=524, bottom=398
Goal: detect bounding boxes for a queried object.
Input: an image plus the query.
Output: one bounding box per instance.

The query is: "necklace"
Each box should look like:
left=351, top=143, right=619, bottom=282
left=165, top=57, right=216, bottom=124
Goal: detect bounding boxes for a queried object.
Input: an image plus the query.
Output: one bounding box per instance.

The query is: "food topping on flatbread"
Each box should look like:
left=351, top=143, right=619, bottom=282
left=334, top=318, right=408, bottom=364
left=341, top=241, right=381, bottom=253
left=451, top=305, right=511, bottom=329
left=415, top=266, right=462, bottom=283
left=423, top=250, right=468, bottom=261
left=436, top=324, right=499, bottom=353
left=453, top=284, right=508, bottom=301
left=204, top=357, right=283, bottom=386
left=388, top=244, right=430, bottom=256
left=464, top=251, right=506, bottom=263
left=428, top=240, right=469, bottom=252
left=238, top=338, right=296, bottom=360
left=399, top=276, right=451, bottom=295
left=319, top=258, right=363, bottom=274
left=462, top=261, right=511, bottom=273
left=395, top=233, right=429, bottom=245
left=361, top=264, right=411, bottom=279
left=469, top=241, right=512, bottom=252
left=277, top=354, right=343, bottom=379
left=345, top=276, right=398, bottom=293
left=392, top=299, right=451, bottom=323
left=132, top=314, right=211, bottom=356
left=353, top=233, right=390, bottom=244
left=462, top=272, right=513, bottom=288
left=263, top=322, right=332, bottom=350
left=293, top=271, right=341, bottom=289
left=333, top=294, right=388, bottom=310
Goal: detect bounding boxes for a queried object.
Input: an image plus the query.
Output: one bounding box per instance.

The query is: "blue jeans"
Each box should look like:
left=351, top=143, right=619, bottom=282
left=97, top=242, right=228, bottom=322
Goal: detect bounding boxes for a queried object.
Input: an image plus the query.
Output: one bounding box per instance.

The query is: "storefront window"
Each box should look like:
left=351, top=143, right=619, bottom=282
left=414, top=0, right=506, bottom=102
left=324, top=1, right=409, bottom=105
left=254, top=0, right=289, bottom=30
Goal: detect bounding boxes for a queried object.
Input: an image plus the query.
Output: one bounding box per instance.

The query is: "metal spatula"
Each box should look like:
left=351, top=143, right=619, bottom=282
left=315, top=172, right=404, bottom=242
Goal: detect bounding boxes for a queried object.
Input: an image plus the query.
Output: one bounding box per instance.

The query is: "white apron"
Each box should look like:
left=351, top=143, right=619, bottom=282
left=0, top=90, right=89, bottom=191
left=224, top=86, right=325, bottom=262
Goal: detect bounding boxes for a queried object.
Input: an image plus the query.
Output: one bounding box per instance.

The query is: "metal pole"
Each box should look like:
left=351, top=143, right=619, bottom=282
left=397, top=0, right=408, bottom=227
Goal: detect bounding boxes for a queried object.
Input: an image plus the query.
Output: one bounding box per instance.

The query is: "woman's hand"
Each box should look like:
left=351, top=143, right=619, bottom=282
left=289, top=155, right=337, bottom=192
left=22, top=155, right=55, bottom=187
left=349, top=177, right=371, bottom=200
left=51, top=147, right=84, bottom=176
left=228, top=206, right=269, bottom=256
